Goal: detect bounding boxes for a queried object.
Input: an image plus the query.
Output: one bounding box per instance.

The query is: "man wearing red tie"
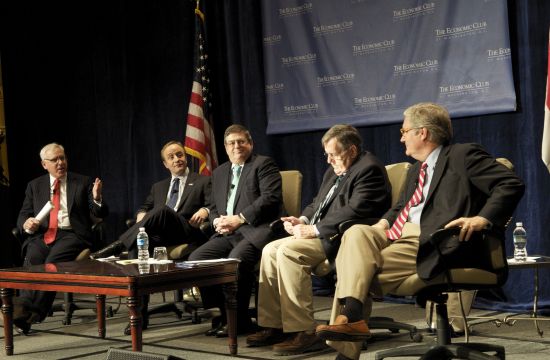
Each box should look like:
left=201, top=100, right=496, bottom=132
left=15, top=142, right=108, bottom=334
left=316, top=103, right=525, bottom=360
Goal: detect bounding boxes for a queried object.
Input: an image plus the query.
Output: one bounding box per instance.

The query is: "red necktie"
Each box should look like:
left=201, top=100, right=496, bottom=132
left=386, top=162, right=428, bottom=240
left=44, top=179, right=60, bottom=245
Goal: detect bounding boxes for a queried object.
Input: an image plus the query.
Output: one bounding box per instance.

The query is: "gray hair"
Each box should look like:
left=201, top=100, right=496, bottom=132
left=40, top=143, right=65, bottom=160
left=321, top=124, right=363, bottom=152
left=404, top=102, right=453, bottom=145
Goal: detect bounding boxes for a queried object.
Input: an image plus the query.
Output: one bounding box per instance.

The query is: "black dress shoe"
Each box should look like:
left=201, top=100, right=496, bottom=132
left=123, top=316, right=149, bottom=335
left=216, top=321, right=256, bottom=338
left=13, top=318, right=32, bottom=335
left=205, top=323, right=225, bottom=336
left=13, top=310, right=40, bottom=335
left=90, top=240, right=125, bottom=259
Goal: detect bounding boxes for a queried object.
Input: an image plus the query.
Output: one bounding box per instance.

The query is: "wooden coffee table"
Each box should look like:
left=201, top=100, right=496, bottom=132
left=0, top=259, right=239, bottom=356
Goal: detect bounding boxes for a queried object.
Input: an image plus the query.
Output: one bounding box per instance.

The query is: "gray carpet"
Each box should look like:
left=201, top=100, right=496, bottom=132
left=1, top=293, right=550, bottom=359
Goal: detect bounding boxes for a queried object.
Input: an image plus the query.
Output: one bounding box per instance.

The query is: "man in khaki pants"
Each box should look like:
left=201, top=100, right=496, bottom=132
left=246, top=125, right=392, bottom=356
left=315, top=103, right=524, bottom=360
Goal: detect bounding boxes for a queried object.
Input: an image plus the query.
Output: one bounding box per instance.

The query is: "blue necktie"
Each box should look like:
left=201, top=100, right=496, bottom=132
left=226, top=165, right=242, bottom=215
left=166, top=177, right=180, bottom=210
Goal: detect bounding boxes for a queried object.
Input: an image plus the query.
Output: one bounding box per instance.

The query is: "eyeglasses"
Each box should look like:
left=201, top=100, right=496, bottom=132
left=225, top=139, right=248, bottom=147
left=324, top=149, right=348, bottom=161
left=400, top=127, right=421, bottom=136
left=44, top=156, right=66, bottom=163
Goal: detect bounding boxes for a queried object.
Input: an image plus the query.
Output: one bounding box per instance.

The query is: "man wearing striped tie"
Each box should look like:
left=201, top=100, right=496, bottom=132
left=316, top=102, right=525, bottom=360
left=247, top=125, right=392, bottom=355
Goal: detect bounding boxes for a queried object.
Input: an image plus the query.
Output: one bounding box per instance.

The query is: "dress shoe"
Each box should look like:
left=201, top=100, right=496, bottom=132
left=12, top=310, right=41, bottom=335
left=90, top=240, right=125, bottom=259
left=205, top=323, right=225, bottom=336
left=247, top=327, right=289, bottom=347
left=215, top=323, right=256, bottom=337
left=272, top=331, right=326, bottom=355
left=316, top=315, right=371, bottom=341
left=123, top=315, right=149, bottom=335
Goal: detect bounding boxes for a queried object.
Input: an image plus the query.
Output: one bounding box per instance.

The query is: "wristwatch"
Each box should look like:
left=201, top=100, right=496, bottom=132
left=238, top=213, right=246, bottom=224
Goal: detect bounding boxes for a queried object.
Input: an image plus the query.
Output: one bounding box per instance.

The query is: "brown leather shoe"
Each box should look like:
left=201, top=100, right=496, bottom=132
left=246, top=327, right=289, bottom=347
left=315, top=315, right=371, bottom=341
left=272, top=331, right=326, bottom=355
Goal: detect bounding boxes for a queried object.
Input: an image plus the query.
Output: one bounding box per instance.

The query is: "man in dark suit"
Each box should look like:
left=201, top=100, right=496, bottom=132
left=246, top=125, right=392, bottom=355
left=315, top=103, right=525, bottom=360
left=15, top=143, right=108, bottom=333
left=188, top=124, right=284, bottom=337
left=90, top=140, right=211, bottom=259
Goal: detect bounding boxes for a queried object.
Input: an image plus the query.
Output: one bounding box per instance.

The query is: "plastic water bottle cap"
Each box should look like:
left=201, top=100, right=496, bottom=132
left=515, top=222, right=522, bottom=227
left=139, top=227, right=145, bottom=232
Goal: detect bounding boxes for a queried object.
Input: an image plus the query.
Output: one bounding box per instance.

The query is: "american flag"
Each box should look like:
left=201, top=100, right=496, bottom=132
left=184, top=5, right=217, bottom=176
left=543, top=27, right=550, bottom=173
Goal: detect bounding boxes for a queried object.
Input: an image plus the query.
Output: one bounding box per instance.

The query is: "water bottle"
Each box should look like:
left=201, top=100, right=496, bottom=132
left=513, top=222, right=527, bottom=262
left=136, top=227, right=149, bottom=263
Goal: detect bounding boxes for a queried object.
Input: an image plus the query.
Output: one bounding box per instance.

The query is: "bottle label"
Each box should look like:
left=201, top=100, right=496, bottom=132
left=137, top=238, right=145, bottom=246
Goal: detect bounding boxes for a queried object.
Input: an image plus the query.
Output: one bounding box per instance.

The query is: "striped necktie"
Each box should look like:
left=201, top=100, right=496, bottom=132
left=310, top=175, right=343, bottom=225
left=386, top=162, right=427, bottom=240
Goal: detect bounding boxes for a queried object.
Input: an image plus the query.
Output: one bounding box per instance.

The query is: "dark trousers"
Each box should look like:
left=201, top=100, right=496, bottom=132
left=20, top=230, right=85, bottom=320
left=188, top=232, right=260, bottom=326
left=120, top=206, right=204, bottom=256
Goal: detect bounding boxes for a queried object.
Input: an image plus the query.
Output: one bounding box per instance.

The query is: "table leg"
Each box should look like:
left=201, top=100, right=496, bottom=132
left=532, top=266, right=543, bottom=336
left=96, top=294, right=106, bottom=338
left=127, top=296, right=142, bottom=351
left=0, top=288, right=15, bottom=356
left=223, top=281, right=238, bottom=355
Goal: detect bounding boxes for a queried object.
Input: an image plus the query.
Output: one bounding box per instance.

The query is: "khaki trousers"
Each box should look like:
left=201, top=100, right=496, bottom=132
left=327, top=223, right=476, bottom=359
left=257, top=235, right=327, bottom=332
left=327, top=223, right=420, bottom=359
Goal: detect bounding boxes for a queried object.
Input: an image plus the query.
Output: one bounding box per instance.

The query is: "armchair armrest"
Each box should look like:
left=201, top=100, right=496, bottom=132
left=426, top=227, right=508, bottom=284
left=270, top=219, right=285, bottom=235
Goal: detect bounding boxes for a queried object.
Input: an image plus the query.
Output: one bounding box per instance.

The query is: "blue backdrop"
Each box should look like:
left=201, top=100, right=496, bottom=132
left=263, top=0, right=516, bottom=134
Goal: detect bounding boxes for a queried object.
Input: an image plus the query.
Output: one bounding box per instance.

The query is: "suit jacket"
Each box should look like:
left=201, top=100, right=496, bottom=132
left=209, top=154, right=284, bottom=249
left=138, top=171, right=211, bottom=219
left=17, top=172, right=109, bottom=248
left=302, top=152, right=392, bottom=261
left=383, top=143, right=525, bottom=280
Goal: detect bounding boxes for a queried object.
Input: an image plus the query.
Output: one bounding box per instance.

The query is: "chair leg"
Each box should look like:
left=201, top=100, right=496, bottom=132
left=63, top=293, right=75, bottom=325
left=420, top=344, right=504, bottom=360
left=375, top=297, right=505, bottom=360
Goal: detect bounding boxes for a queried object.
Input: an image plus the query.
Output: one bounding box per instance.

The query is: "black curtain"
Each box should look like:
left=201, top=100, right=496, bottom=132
left=1, top=0, right=549, bottom=312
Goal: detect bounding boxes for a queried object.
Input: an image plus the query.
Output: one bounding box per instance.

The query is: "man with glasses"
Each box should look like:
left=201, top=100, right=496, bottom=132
left=14, top=143, right=109, bottom=334
left=189, top=124, right=285, bottom=337
left=246, top=124, right=392, bottom=355
left=315, top=103, right=524, bottom=360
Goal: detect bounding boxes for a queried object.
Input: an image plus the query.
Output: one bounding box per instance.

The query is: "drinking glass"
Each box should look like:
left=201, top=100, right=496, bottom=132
left=153, top=246, right=168, bottom=261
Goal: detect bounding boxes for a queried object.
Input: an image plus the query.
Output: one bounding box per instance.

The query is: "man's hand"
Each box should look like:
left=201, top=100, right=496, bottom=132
left=189, top=208, right=209, bottom=228
left=24, top=217, right=40, bottom=233
left=136, top=212, right=146, bottom=223
left=292, top=224, right=316, bottom=239
left=372, top=219, right=389, bottom=231
left=281, top=216, right=305, bottom=235
left=214, top=215, right=242, bottom=235
left=445, top=216, right=490, bottom=241
left=92, top=178, right=103, bottom=202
